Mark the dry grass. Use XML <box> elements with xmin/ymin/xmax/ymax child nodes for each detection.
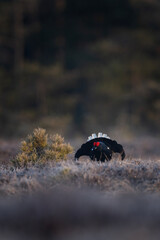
<box><xmin>0</xmin><ymin>157</ymin><xmax>159</xmax><ymax>196</ymax></box>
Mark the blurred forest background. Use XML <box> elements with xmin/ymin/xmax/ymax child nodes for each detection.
<box><xmin>0</xmin><ymin>0</ymin><xmax>160</xmax><ymax>138</ymax></box>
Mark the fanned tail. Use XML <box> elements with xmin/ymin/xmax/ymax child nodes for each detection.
<box><xmin>87</xmin><ymin>132</ymin><xmax>110</xmax><ymax>141</ymax></box>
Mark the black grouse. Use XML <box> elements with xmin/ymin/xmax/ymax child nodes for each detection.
<box><xmin>75</xmin><ymin>133</ymin><xmax>125</xmax><ymax>162</ymax></box>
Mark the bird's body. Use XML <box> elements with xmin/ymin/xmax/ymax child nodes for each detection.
<box><xmin>75</xmin><ymin>133</ymin><xmax>125</xmax><ymax>162</ymax></box>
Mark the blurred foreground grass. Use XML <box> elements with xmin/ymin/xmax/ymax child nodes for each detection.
<box><xmin>0</xmin><ymin>185</ymin><xmax>160</xmax><ymax>239</ymax></box>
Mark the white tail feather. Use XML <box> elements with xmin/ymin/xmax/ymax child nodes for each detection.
<box><xmin>102</xmin><ymin>134</ymin><xmax>110</xmax><ymax>139</ymax></box>
<box><xmin>87</xmin><ymin>132</ymin><xmax>110</xmax><ymax>141</ymax></box>
<box><xmin>102</xmin><ymin>134</ymin><xmax>107</xmax><ymax>138</ymax></box>
<box><xmin>98</xmin><ymin>132</ymin><xmax>103</xmax><ymax>138</ymax></box>
<box><xmin>92</xmin><ymin>133</ymin><xmax>97</xmax><ymax>139</ymax></box>
<box><xmin>87</xmin><ymin>136</ymin><xmax>92</xmax><ymax>141</ymax></box>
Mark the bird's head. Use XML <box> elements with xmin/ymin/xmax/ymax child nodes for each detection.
<box><xmin>91</xmin><ymin>141</ymin><xmax>101</xmax><ymax>151</ymax></box>
<box><xmin>90</xmin><ymin>141</ymin><xmax>112</xmax><ymax>161</ymax></box>
<box><xmin>90</xmin><ymin>141</ymin><xmax>104</xmax><ymax>160</ymax></box>
<box><xmin>91</xmin><ymin>141</ymin><xmax>111</xmax><ymax>154</ymax></box>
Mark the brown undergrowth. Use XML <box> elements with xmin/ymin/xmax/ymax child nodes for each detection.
<box><xmin>12</xmin><ymin>128</ymin><xmax>73</xmax><ymax>168</ymax></box>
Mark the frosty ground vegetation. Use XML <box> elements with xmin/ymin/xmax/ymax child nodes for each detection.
<box><xmin>0</xmin><ymin>156</ymin><xmax>159</xmax><ymax>196</ymax></box>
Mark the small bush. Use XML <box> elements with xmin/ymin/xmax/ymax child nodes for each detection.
<box><xmin>12</xmin><ymin>128</ymin><xmax>73</xmax><ymax>168</ymax></box>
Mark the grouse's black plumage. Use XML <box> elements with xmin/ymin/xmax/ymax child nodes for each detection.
<box><xmin>75</xmin><ymin>133</ymin><xmax>125</xmax><ymax>162</ymax></box>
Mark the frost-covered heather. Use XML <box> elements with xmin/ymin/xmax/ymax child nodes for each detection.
<box><xmin>0</xmin><ymin>157</ymin><xmax>160</xmax><ymax>196</ymax></box>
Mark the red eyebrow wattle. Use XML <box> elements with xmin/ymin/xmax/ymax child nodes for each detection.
<box><xmin>93</xmin><ymin>142</ymin><xmax>100</xmax><ymax>147</ymax></box>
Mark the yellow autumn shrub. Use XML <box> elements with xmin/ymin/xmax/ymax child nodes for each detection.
<box><xmin>13</xmin><ymin>128</ymin><xmax>73</xmax><ymax>167</ymax></box>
